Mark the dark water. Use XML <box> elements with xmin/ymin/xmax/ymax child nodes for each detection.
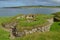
<box><xmin>0</xmin><ymin>8</ymin><xmax>60</xmax><ymax>16</ymax></box>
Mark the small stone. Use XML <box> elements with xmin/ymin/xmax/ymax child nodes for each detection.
<box><xmin>32</xmin><ymin>29</ymin><xmax>36</xmax><ymax>32</ymax></box>
<box><xmin>37</xmin><ymin>27</ymin><xmax>42</xmax><ymax>32</ymax></box>
<box><xmin>24</xmin><ymin>30</ymin><xmax>29</xmax><ymax>34</ymax></box>
<box><xmin>41</xmin><ymin>27</ymin><xmax>45</xmax><ymax>32</ymax></box>
<box><xmin>17</xmin><ymin>32</ymin><xmax>25</xmax><ymax>37</ymax></box>
<box><xmin>29</xmin><ymin>31</ymin><xmax>33</xmax><ymax>34</ymax></box>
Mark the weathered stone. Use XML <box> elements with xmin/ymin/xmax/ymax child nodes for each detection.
<box><xmin>26</xmin><ymin>14</ymin><xmax>34</xmax><ymax>20</ymax></box>
<box><xmin>41</xmin><ymin>27</ymin><xmax>45</xmax><ymax>32</ymax></box>
<box><xmin>16</xmin><ymin>32</ymin><xmax>25</xmax><ymax>37</ymax></box>
<box><xmin>31</xmin><ymin>28</ymin><xmax>37</xmax><ymax>32</ymax></box>
<box><xmin>37</xmin><ymin>27</ymin><xmax>42</xmax><ymax>32</ymax></box>
<box><xmin>10</xmin><ymin>29</ymin><xmax>15</xmax><ymax>40</ymax></box>
<box><xmin>24</xmin><ymin>30</ymin><xmax>29</xmax><ymax>35</ymax></box>
<box><xmin>47</xmin><ymin>25</ymin><xmax>52</xmax><ymax>31</ymax></box>
<box><xmin>29</xmin><ymin>30</ymin><xmax>33</xmax><ymax>34</ymax></box>
<box><xmin>44</xmin><ymin>26</ymin><xmax>47</xmax><ymax>31</ymax></box>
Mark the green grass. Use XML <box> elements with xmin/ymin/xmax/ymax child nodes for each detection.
<box><xmin>0</xmin><ymin>17</ymin><xmax>12</xmax><ymax>24</ymax></box>
<box><xmin>0</xmin><ymin>17</ymin><xmax>10</xmax><ymax>40</ymax></box>
<box><xmin>15</xmin><ymin>32</ymin><xmax>60</xmax><ymax>40</ymax></box>
<box><xmin>0</xmin><ymin>14</ymin><xmax>60</xmax><ymax>40</ymax></box>
<box><xmin>50</xmin><ymin>22</ymin><xmax>60</xmax><ymax>32</ymax></box>
<box><xmin>0</xmin><ymin>27</ymin><xmax>10</xmax><ymax>40</ymax></box>
<box><xmin>17</xmin><ymin>14</ymin><xmax>50</xmax><ymax>26</ymax></box>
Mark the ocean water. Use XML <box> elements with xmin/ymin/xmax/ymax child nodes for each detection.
<box><xmin>0</xmin><ymin>8</ymin><xmax>60</xmax><ymax>16</ymax></box>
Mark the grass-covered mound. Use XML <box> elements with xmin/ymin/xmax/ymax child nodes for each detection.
<box><xmin>13</xmin><ymin>14</ymin><xmax>53</xmax><ymax>31</ymax></box>
<box><xmin>0</xmin><ymin>22</ymin><xmax>60</xmax><ymax>40</ymax></box>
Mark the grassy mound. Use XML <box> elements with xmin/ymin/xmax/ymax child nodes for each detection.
<box><xmin>14</xmin><ymin>14</ymin><xmax>53</xmax><ymax>31</ymax></box>
<box><xmin>0</xmin><ymin>22</ymin><xmax>60</xmax><ymax>40</ymax></box>
<box><xmin>1</xmin><ymin>14</ymin><xmax>53</xmax><ymax>32</ymax></box>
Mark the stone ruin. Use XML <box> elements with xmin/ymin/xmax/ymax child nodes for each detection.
<box><xmin>16</xmin><ymin>14</ymin><xmax>36</xmax><ymax>22</ymax></box>
<box><xmin>14</xmin><ymin>18</ymin><xmax>53</xmax><ymax>37</ymax></box>
<box><xmin>1</xmin><ymin>14</ymin><xmax>54</xmax><ymax>39</ymax></box>
<box><xmin>2</xmin><ymin>20</ymin><xmax>18</xmax><ymax>39</ymax></box>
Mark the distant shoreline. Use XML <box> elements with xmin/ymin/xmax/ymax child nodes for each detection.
<box><xmin>3</xmin><ymin>6</ymin><xmax>60</xmax><ymax>8</ymax></box>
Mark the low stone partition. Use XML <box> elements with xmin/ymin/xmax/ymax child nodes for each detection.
<box><xmin>14</xmin><ymin>18</ymin><xmax>53</xmax><ymax>37</ymax></box>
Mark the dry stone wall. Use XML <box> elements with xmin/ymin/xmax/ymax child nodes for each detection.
<box><xmin>1</xmin><ymin>16</ymin><xmax>53</xmax><ymax>38</ymax></box>
<box><xmin>15</xmin><ymin>18</ymin><xmax>53</xmax><ymax>37</ymax></box>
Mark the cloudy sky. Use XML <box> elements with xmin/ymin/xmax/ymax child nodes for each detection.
<box><xmin>0</xmin><ymin>0</ymin><xmax>60</xmax><ymax>7</ymax></box>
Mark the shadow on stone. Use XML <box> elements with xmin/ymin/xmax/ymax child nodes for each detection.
<box><xmin>54</xmin><ymin>18</ymin><xmax>60</xmax><ymax>22</ymax></box>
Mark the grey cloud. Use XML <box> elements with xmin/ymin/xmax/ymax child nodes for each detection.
<box><xmin>0</xmin><ymin>0</ymin><xmax>60</xmax><ymax>6</ymax></box>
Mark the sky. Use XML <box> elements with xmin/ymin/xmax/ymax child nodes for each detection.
<box><xmin>0</xmin><ymin>0</ymin><xmax>60</xmax><ymax>7</ymax></box>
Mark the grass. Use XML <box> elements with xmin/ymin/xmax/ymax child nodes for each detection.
<box><xmin>0</xmin><ymin>26</ymin><xmax>10</xmax><ymax>40</ymax></box>
<box><xmin>0</xmin><ymin>17</ymin><xmax>12</xmax><ymax>24</ymax></box>
<box><xmin>50</xmin><ymin>22</ymin><xmax>60</xmax><ymax>32</ymax></box>
<box><xmin>15</xmin><ymin>32</ymin><xmax>60</xmax><ymax>40</ymax></box>
<box><xmin>18</xmin><ymin>14</ymin><xmax>52</xmax><ymax>26</ymax></box>
<box><xmin>0</xmin><ymin>17</ymin><xmax>11</xmax><ymax>40</ymax></box>
<box><xmin>0</xmin><ymin>14</ymin><xmax>60</xmax><ymax>40</ymax></box>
